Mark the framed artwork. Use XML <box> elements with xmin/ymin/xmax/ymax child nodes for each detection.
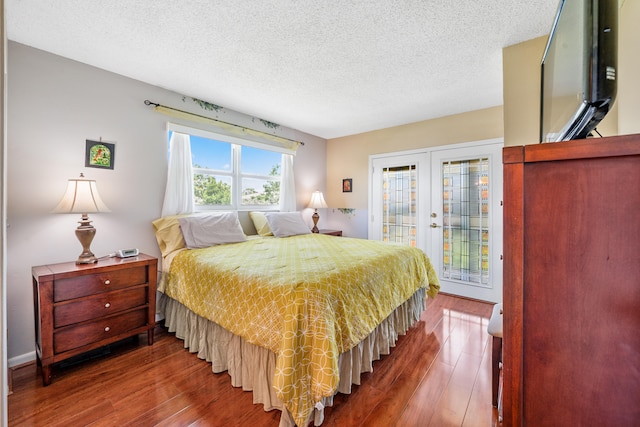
<box><xmin>85</xmin><ymin>139</ymin><xmax>115</xmax><ymax>170</ymax></box>
<box><xmin>342</xmin><ymin>178</ymin><xmax>352</xmax><ymax>192</ymax></box>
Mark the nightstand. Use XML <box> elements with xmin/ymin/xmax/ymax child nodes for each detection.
<box><xmin>319</xmin><ymin>229</ymin><xmax>342</xmax><ymax>236</ymax></box>
<box><xmin>32</xmin><ymin>254</ymin><xmax>157</xmax><ymax>386</ymax></box>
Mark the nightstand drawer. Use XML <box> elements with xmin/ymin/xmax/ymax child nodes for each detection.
<box><xmin>54</xmin><ymin>307</ymin><xmax>148</xmax><ymax>353</ymax></box>
<box><xmin>54</xmin><ymin>266</ymin><xmax>148</xmax><ymax>302</ymax></box>
<box><xmin>54</xmin><ymin>286</ymin><xmax>147</xmax><ymax>328</ymax></box>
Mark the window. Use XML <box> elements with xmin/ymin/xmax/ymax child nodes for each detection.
<box><xmin>170</xmin><ymin>127</ymin><xmax>283</xmax><ymax>210</ymax></box>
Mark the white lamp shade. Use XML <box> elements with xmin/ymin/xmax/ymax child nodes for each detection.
<box><xmin>52</xmin><ymin>177</ymin><xmax>111</xmax><ymax>214</ymax></box>
<box><xmin>308</xmin><ymin>190</ymin><xmax>328</xmax><ymax>209</ymax></box>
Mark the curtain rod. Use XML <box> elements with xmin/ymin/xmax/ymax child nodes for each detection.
<box><xmin>144</xmin><ymin>100</ymin><xmax>304</xmax><ymax>146</ymax></box>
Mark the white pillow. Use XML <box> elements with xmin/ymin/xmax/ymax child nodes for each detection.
<box><xmin>264</xmin><ymin>212</ymin><xmax>311</xmax><ymax>237</ymax></box>
<box><xmin>178</xmin><ymin>212</ymin><xmax>246</xmax><ymax>248</ymax></box>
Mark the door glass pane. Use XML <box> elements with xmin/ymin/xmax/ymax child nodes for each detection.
<box><xmin>441</xmin><ymin>158</ymin><xmax>489</xmax><ymax>285</ymax></box>
<box><xmin>382</xmin><ymin>165</ymin><xmax>417</xmax><ymax>247</ymax></box>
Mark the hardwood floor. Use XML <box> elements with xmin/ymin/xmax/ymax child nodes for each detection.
<box><xmin>9</xmin><ymin>294</ymin><xmax>500</xmax><ymax>426</ymax></box>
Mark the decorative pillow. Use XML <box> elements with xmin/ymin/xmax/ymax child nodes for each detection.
<box><xmin>249</xmin><ymin>211</ymin><xmax>274</xmax><ymax>236</ymax></box>
<box><xmin>264</xmin><ymin>212</ymin><xmax>311</xmax><ymax>237</ymax></box>
<box><xmin>152</xmin><ymin>215</ymin><xmax>188</xmax><ymax>258</ymax></box>
<box><xmin>178</xmin><ymin>212</ymin><xmax>247</xmax><ymax>249</ymax></box>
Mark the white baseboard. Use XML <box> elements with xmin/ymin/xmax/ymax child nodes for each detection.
<box><xmin>9</xmin><ymin>351</ymin><xmax>36</xmax><ymax>368</ymax></box>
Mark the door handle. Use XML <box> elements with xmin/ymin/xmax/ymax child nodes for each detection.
<box><xmin>430</xmin><ymin>223</ymin><xmax>442</xmax><ymax>228</ymax></box>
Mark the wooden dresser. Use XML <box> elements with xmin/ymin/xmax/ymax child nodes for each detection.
<box><xmin>32</xmin><ymin>254</ymin><xmax>157</xmax><ymax>385</ymax></box>
<box><xmin>502</xmin><ymin>134</ymin><xmax>640</xmax><ymax>426</ymax></box>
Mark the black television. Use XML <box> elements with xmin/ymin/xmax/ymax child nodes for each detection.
<box><xmin>540</xmin><ymin>0</ymin><xmax>618</xmax><ymax>143</ymax></box>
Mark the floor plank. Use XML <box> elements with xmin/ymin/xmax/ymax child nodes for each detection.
<box><xmin>8</xmin><ymin>293</ymin><xmax>500</xmax><ymax>426</ymax></box>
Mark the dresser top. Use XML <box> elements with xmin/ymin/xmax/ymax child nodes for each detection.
<box><xmin>503</xmin><ymin>133</ymin><xmax>640</xmax><ymax>164</ymax></box>
<box><xmin>32</xmin><ymin>253</ymin><xmax>157</xmax><ymax>280</ymax></box>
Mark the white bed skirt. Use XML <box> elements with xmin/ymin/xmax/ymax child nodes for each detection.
<box><xmin>158</xmin><ymin>288</ymin><xmax>426</xmax><ymax>427</ymax></box>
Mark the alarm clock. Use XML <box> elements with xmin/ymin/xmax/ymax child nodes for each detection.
<box><xmin>115</xmin><ymin>248</ymin><xmax>139</xmax><ymax>258</ymax></box>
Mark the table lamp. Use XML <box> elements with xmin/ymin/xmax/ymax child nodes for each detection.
<box><xmin>52</xmin><ymin>173</ymin><xmax>110</xmax><ymax>264</ymax></box>
<box><xmin>308</xmin><ymin>190</ymin><xmax>328</xmax><ymax>233</ymax></box>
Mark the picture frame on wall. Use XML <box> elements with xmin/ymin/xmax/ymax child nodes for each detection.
<box><xmin>342</xmin><ymin>178</ymin><xmax>352</xmax><ymax>192</ymax></box>
<box><xmin>85</xmin><ymin>139</ymin><xmax>115</xmax><ymax>170</ymax></box>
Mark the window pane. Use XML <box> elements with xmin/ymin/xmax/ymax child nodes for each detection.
<box><xmin>242</xmin><ymin>177</ymin><xmax>280</xmax><ymax>206</ymax></box>
<box><xmin>194</xmin><ymin>173</ymin><xmax>232</xmax><ymax>206</ymax></box>
<box><xmin>241</xmin><ymin>146</ymin><xmax>281</xmax><ymax>175</ymax></box>
<box><xmin>441</xmin><ymin>158</ymin><xmax>490</xmax><ymax>285</ymax></box>
<box><xmin>190</xmin><ymin>135</ymin><xmax>232</xmax><ymax>171</ymax></box>
<box><xmin>240</xmin><ymin>146</ymin><xmax>281</xmax><ymax>207</ymax></box>
<box><xmin>382</xmin><ymin>165</ymin><xmax>417</xmax><ymax>247</ymax></box>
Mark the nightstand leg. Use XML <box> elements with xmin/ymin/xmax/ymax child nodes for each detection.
<box><xmin>41</xmin><ymin>364</ymin><xmax>52</xmax><ymax>387</ymax></box>
<box><xmin>147</xmin><ymin>328</ymin><xmax>154</xmax><ymax>345</ymax></box>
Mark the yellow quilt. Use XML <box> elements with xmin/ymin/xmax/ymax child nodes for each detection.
<box><xmin>162</xmin><ymin>234</ymin><xmax>439</xmax><ymax>426</ymax></box>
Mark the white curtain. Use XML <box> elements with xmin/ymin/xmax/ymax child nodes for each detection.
<box><xmin>161</xmin><ymin>132</ymin><xmax>194</xmax><ymax>216</ymax></box>
<box><xmin>279</xmin><ymin>154</ymin><xmax>296</xmax><ymax>212</ymax></box>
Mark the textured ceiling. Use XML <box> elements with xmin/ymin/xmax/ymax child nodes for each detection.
<box><xmin>6</xmin><ymin>0</ymin><xmax>559</xmax><ymax>139</ymax></box>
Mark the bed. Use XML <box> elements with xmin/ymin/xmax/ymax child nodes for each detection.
<box><xmin>153</xmin><ymin>211</ymin><xmax>440</xmax><ymax>426</ymax></box>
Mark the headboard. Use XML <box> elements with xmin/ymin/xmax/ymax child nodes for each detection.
<box><xmin>237</xmin><ymin>211</ymin><xmax>258</xmax><ymax>236</ymax></box>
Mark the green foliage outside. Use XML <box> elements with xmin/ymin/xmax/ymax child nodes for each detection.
<box><xmin>193</xmin><ymin>172</ymin><xmax>231</xmax><ymax>205</ymax></box>
<box><xmin>194</xmin><ymin>164</ymin><xmax>280</xmax><ymax>206</ymax></box>
<box><xmin>245</xmin><ymin>164</ymin><xmax>280</xmax><ymax>205</ymax></box>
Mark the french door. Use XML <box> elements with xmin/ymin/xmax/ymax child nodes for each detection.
<box><xmin>369</xmin><ymin>153</ymin><xmax>429</xmax><ymax>249</ymax></box>
<box><xmin>369</xmin><ymin>140</ymin><xmax>503</xmax><ymax>303</ymax></box>
<box><xmin>429</xmin><ymin>142</ymin><xmax>503</xmax><ymax>302</ymax></box>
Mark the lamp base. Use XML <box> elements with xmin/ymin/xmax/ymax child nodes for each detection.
<box><xmin>75</xmin><ymin>215</ymin><xmax>98</xmax><ymax>264</ymax></box>
<box><xmin>311</xmin><ymin>211</ymin><xmax>320</xmax><ymax>233</ymax></box>
<box><xmin>76</xmin><ymin>252</ymin><xmax>98</xmax><ymax>264</ymax></box>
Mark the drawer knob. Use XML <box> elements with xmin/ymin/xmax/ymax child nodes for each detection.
<box><xmin>104</xmin><ymin>303</ymin><xmax>111</xmax><ymax>308</ymax></box>
<box><xmin>104</xmin><ymin>326</ymin><xmax>111</xmax><ymax>332</ymax></box>
<box><xmin>104</xmin><ymin>279</ymin><xmax>111</xmax><ymax>285</ymax></box>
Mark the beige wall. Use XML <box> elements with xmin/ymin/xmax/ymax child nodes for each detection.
<box><xmin>326</xmin><ymin>106</ymin><xmax>503</xmax><ymax>210</ymax></box>
<box><xmin>618</xmin><ymin>0</ymin><xmax>640</xmax><ymax>135</ymax></box>
<box><xmin>502</xmin><ymin>36</ymin><xmax>547</xmax><ymax>146</ymax></box>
